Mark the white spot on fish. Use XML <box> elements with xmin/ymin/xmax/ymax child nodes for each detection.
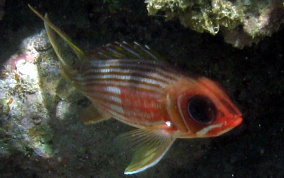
<box><xmin>196</xmin><ymin>123</ymin><xmax>223</xmax><ymax>137</ymax></box>
<box><xmin>105</xmin><ymin>86</ymin><xmax>121</xmax><ymax>95</ymax></box>
<box><xmin>165</xmin><ymin>121</ymin><xmax>171</xmax><ymax>127</ymax></box>
<box><xmin>109</xmin><ymin>103</ymin><xmax>124</xmax><ymax>114</ymax></box>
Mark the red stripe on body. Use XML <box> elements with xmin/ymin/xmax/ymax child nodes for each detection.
<box><xmin>77</xmin><ymin>59</ymin><xmax>180</xmax><ymax>128</ymax></box>
<box><xmin>119</xmin><ymin>87</ymin><xmax>170</xmax><ymax>126</ymax></box>
<box><xmin>84</xmin><ymin>84</ymin><xmax>170</xmax><ymax>127</ymax></box>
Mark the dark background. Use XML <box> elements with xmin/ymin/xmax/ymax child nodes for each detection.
<box><xmin>0</xmin><ymin>0</ymin><xmax>283</xmax><ymax>177</ymax></box>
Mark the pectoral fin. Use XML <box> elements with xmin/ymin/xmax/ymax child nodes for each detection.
<box><xmin>120</xmin><ymin>129</ymin><xmax>175</xmax><ymax>175</ymax></box>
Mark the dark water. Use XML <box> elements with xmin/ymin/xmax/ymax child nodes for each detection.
<box><xmin>0</xmin><ymin>0</ymin><xmax>283</xmax><ymax>177</ymax></box>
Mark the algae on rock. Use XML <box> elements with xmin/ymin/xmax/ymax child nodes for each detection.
<box><xmin>146</xmin><ymin>0</ymin><xmax>284</xmax><ymax>48</ymax></box>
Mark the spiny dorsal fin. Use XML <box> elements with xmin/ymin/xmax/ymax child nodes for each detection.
<box><xmin>118</xmin><ymin>128</ymin><xmax>175</xmax><ymax>174</ymax></box>
<box><xmin>89</xmin><ymin>41</ymin><xmax>169</xmax><ymax>63</ymax></box>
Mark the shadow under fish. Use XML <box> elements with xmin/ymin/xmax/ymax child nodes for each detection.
<box><xmin>29</xmin><ymin>5</ymin><xmax>243</xmax><ymax>175</ymax></box>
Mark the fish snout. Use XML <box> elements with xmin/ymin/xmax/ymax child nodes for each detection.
<box><xmin>214</xmin><ymin>114</ymin><xmax>243</xmax><ymax>136</ymax></box>
<box><xmin>226</xmin><ymin>114</ymin><xmax>243</xmax><ymax>128</ymax></box>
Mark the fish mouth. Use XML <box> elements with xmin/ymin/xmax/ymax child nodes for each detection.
<box><xmin>215</xmin><ymin>115</ymin><xmax>243</xmax><ymax>136</ymax></box>
<box><xmin>228</xmin><ymin>115</ymin><xmax>243</xmax><ymax>127</ymax></box>
<box><xmin>203</xmin><ymin>115</ymin><xmax>243</xmax><ymax>137</ymax></box>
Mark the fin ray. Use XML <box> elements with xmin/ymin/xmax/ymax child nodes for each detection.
<box><xmin>119</xmin><ymin>128</ymin><xmax>175</xmax><ymax>175</ymax></box>
<box><xmin>90</xmin><ymin>41</ymin><xmax>169</xmax><ymax>62</ymax></box>
<box><xmin>28</xmin><ymin>5</ymin><xmax>86</xmax><ymax>60</ymax></box>
<box><xmin>43</xmin><ymin>14</ymin><xmax>69</xmax><ymax>68</ymax></box>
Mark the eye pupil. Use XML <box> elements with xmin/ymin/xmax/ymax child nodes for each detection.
<box><xmin>187</xmin><ymin>95</ymin><xmax>216</xmax><ymax>124</ymax></box>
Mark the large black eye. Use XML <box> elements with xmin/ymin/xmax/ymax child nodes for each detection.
<box><xmin>187</xmin><ymin>95</ymin><xmax>216</xmax><ymax>124</ymax></box>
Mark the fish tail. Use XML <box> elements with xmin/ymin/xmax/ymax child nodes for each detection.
<box><xmin>28</xmin><ymin>5</ymin><xmax>86</xmax><ymax>81</ymax></box>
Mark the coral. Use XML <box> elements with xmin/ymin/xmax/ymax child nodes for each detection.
<box><xmin>146</xmin><ymin>0</ymin><xmax>284</xmax><ymax>48</ymax></box>
<box><xmin>146</xmin><ymin>0</ymin><xmax>244</xmax><ymax>35</ymax></box>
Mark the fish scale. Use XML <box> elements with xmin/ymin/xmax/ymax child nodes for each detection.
<box><xmin>83</xmin><ymin>83</ymin><xmax>168</xmax><ymax>126</ymax></box>
<box><xmin>77</xmin><ymin>59</ymin><xmax>176</xmax><ymax>126</ymax></box>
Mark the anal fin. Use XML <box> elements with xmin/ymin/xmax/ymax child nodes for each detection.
<box><xmin>80</xmin><ymin>105</ymin><xmax>110</xmax><ymax>124</ymax></box>
<box><xmin>120</xmin><ymin>128</ymin><xmax>175</xmax><ymax>174</ymax></box>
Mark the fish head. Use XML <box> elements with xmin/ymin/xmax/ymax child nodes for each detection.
<box><xmin>166</xmin><ymin>77</ymin><xmax>243</xmax><ymax>138</ymax></box>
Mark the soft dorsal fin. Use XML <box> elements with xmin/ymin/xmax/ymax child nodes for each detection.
<box><xmin>89</xmin><ymin>41</ymin><xmax>169</xmax><ymax>63</ymax></box>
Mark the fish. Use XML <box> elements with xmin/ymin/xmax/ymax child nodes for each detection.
<box><xmin>29</xmin><ymin>5</ymin><xmax>243</xmax><ymax>175</ymax></box>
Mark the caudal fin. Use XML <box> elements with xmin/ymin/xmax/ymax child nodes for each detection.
<box><xmin>28</xmin><ymin>5</ymin><xmax>85</xmax><ymax>61</ymax></box>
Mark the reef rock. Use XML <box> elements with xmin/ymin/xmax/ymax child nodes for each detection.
<box><xmin>146</xmin><ymin>0</ymin><xmax>284</xmax><ymax>48</ymax></box>
<box><xmin>0</xmin><ymin>30</ymin><xmax>84</xmax><ymax>159</ymax></box>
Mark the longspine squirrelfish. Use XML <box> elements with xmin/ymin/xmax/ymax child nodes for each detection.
<box><xmin>29</xmin><ymin>5</ymin><xmax>243</xmax><ymax>175</ymax></box>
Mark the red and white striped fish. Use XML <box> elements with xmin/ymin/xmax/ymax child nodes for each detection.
<box><xmin>30</xmin><ymin>6</ymin><xmax>243</xmax><ymax>175</ymax></box>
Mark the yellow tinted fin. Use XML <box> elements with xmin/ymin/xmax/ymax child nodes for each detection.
<box><xmin>90</xmin><ymin>41</ymin><xmax>169</xmax><ymax>62</ymax></box>
<box><xmin>28</xmin><ymin>5</ymin><xmax>86</xmax><ymax>61</ymax></box>
<box><xmin>44</xmin><ymin>13</ymin><xmax>79</xmax><ymax>81</ymax></box>
<box><xmin>119</xmin><ymin>128</ymin><xmax>175</xmax><ymax>175</ymax></box>
<box><xmin>80</xmin><ymin>105</ymin><xmax>110</xmax><ymax>124</ymax></box>
<box><xmin>43</xmin><ymin>14</ymin><xmax>69</xmax><ymax>68</ymax></box>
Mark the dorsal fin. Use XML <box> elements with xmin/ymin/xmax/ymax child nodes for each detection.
<box><xmin>88</xmin><ymin>41</ymin><xmax>169</xmax><ymax>63</ymax></box>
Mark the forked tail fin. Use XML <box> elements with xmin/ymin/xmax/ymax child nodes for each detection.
<box><xmin>28</xmin><ymin>5</ymin><xmax>86</xmax><ymax>80</ymax></box>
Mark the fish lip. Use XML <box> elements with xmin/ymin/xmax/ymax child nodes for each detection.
<box><xmin>223</xmin><ymin>114</ymin><xmax>242</xmax><ymax>129</ymax></box>
<box><xmin>209</xmin><ymin>115</ymin><xmax>243</xmax><ymax>137</ymax></box>
<box><xmin>230</xmin><ymin>114</ymin><xmax>243</xmax><ymax>127</ymax></box>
